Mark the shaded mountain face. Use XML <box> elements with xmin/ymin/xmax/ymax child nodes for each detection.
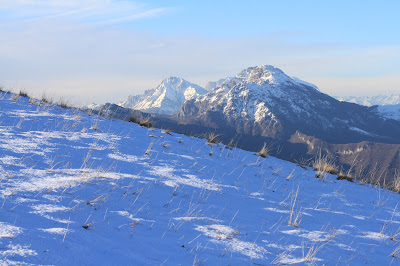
<box><xmin>178</xmin><ymin>65</ymin><xmax>400</xmax><ymax>144</ymax></box>
<box><xmin>118</xmin><ymin>77</ymin><xmax>207</xmax><ymax>114</ymax></box>
<box><xmin>374</xmin><ymin>104</ymin><xmax>400</xmax><ymax>121</ymax></box>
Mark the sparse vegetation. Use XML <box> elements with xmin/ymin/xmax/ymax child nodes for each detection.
<box><xmin>391</xmin><ymin>244</ymin><xmax>400</xmax><ymax>258</ymax></box>
<box><xmin>162</xmin><ymin>129</ymin><xmax>172</xmax><ymax>135</ymax></box>
<box><xmin>258</xmin><ymin>142</ymin><xmax>269</xmax><ymax>158</ymax></box>
<box><xmin>206</xmin><ymin>132</ymin><xmax>219</xmax><ymax>144</ymax></box>
<box><xmin>313</xmin><ymin>150</ymin><xmax>338</xmax><ymax>177</ymax></box>
<box><xmin>41</xmin><ymin>93</ymin><xmax>52</xmax><ymax>104</ymax></box>
<box><xmin>392</xmin><ymin>170</ymin><xmax>400</xmax><ymax>193</ymax></box>
<box><xmin>337</xmin><ymin>171</ymin><xmax>354</xmax><ymax>182</ymax></box>
<box><xmin>59</xmin><ymin>98</ymin><xmax>69</xmax><ymax>108</ymax></box>
<box><xmin>288</xmin><ymin>185</ymin><xmax>302</xmax><ymax>227</ymax></box>
<box><xmin>129</xmin><ymin>114</ymin><xmax>153</xmax><ymax>128</ymax></box>
<box><xmin>82</xmin><ymin>222</ymin><xmax>94</xmax><ymax>229</ymax></box>
<box><xmin>19</xmin><ymin>90</ymin><xmax>28</xmax><ymax>98</ymax></box>
<box><xmin>28</xmin><ymin>98</ymin><xmax>36</xmax><ymax>104</ymax></box>
<box><xmin>10</xmin><ymin>94</ymin><xmax>19</xmax><ymax>101</ymax></box>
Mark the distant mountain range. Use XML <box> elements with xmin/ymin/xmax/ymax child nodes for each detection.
<box><xmin>91</xmin><ymin>65</ymin><xmax>400</xmax><ymax>184</ymax></box>
<box><xmin>335</xmin><ymin>95</ymin><xmax>400</xmax><ymax>121</ymax></box>
<box><xmin>335</xmin><ymin>94</ymin><xmax>400</xmax><ymax>106</ymax></box>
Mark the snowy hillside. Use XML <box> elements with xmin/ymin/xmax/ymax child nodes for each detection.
<box><xmin>118</xmin><ymin>77</ymin><xmax>207</xmax><ymax>114</ymax></box>
<box><xmin>375</xmin><ymin>104</ymin><xmax>400</xmax><ymax>121</ymax></box>
<box><xmin>336</xmin><ymin>94</ymin><xmax>400</xmax><ymax>106</ymax></box>
<box><xmin>2</xmin><ymin>91</ymin><xmax>400</xmax><ymax>265</ymax></box>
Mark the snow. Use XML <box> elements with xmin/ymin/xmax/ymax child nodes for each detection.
<box><xmin>117</xmin><ymin>77</ymin><xmax>207</xmax><ymax>114</ymax></box>
<box><xmin>336</xmin><ymin>94</ymin><xmax>400</xmax><ymax>106</ymax></box>
<box><xmin>194</xmin><ymin>65</ymin><xmax>322</xmax><ymax>124</ymax></box>
<box><xmin>376</xmin><ymin>104</ymin><xmax>400</xmax><ymax>121</ymax></box>
<box><xmin>2</xmin><ymin>91</ymin><xmax>400</xmax><ymax>264</ymax></box>
<box><xmin>336</xmin><ymin>94</ymin><xmax>400</xmax><ymax>121</ymax></box>
<box><xmin>349</xmin><ymin>126</ymin><xmax>374</xmax><ymax>136</ymax></box>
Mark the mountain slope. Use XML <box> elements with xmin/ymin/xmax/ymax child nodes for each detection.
<box><xmin>118</xmin><ymin>77</ymin><xmax>207</xmax><ymax>114</ymax></box>
<box><xmin>375</xmin><ymin>103</ymin><xmax>400</xmax><ymax>121</ymax></box>
<box><xmin>178</xmin><ymin>65</ymin><xmax>400</xmax><ymax>144</ymax></box>
<box><xmin>2</xmin><ymin>92</ymin><xmax>400</xmax><ymax>265</ymax></box>
<box><xmin>176</xmin><ymin>65</ymin><xmax>400</xmax><ymax>183</ymax></box>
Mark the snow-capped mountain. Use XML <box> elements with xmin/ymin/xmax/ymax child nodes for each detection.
<box><xmin>118</xmin><ymin>77</ymin><xmax>207</xmax><ymax>114</ymax></box>
<box><xmin>336</xmin><ymin>94</ymin><xmax>400</xmax><ymax>106</ymax></box>
<box><xmin>204</xmin><ymin>77</ymin><xmax>233</xmax><ymax>91</ymax></box>
<box><xmin>179</xmin><ymin>65</ymin><xmax>400</xmax><ymax>142</ymax></box>
<box><xmin>177</xmin><ymin>65</ymin><xmax>400</xmax><ymax>181</ymax></box>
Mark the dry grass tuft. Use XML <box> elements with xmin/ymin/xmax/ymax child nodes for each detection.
<box><xmin>336</xmin><ymin>171</ymin><xmax>354</xmax><ymax>182</ymax></box>
<box><xmin>392</xmin><ymin>170</ymin><xmax>400</xmax><ymax>193</ymax></box>
<box><xmin>59</xmin><ymin>98</ymin><xmax>69</xmax><ymax>108</ymax></box>
<box><xmin>129</xmin><ymin>114</ymin><xmax>153</xmax><ymax>128</ymax></box>
<box><xmin>391</xmin><ymin>244</ymin><xmax>400</xmax><ymax>258</ymax></box>
<box><xmin>82</xmin><ymin>222</ymin><xmax>94</xmax><ymax>229</ymax></box>
<box><xmin>206</xmin><ymin>132</ymin><xmax>219</xmax><ymax>144</ymax></box>
<box><xmin>10</xmin><ymin>94</ymin><xmax>19</xmax><ymax>101</ymax></box>
<box><xmin>258</xmin><ymin>143</ymin><xmax>269</xmax><ymax>158</ymax></box>
<box><xmin>19</xmin><ymin>90</ymin><xmax>28</xmax><ymax>98</ymax></box>
<box><xmin>313</xmin><ymin>151</ymin><xmax>338</xmax><ymax>177</ymax></box>
<box><xmin>41</xmin><ymin>94</ymin><xmax>52</xmax><ymax>104</ymax></box>
<box><xmin>145</xmin><ymin>141</ymin><xmax>153</xmax><ymax>155</ymax></box>
<box><xmin>162</xmin><ymin>129</ymin><xmax>172</xmax><ymax>135</ymax></box>
<box><xmin>28</xmin><ymin>98</ymin><xmax>36</xmax><ymax>105</ymax></box>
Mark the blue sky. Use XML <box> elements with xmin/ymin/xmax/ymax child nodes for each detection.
<box><xmin>0</xmin><ymin>0</ymin><xmax>399</xmax><ymax>104</ymax></box>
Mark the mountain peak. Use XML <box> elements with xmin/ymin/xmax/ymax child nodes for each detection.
<box><xmin>162</xmin><ymin>76</ymin><xmax>185</xmax><ymax>84</ymax></box>
<box><xmin>236</xmin><ymin>65</ymin><xmax>308</xmax><ymax>88</ymax></box>
<box><xmin>118</xmin><ymin>77</ymin><xmax>207</xmax><ymax>114</ymax></box>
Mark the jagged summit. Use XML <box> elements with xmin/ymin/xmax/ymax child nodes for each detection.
<box><xmin>236</xmin><ymin>65</ymin><xmax>294</xmax><ymax>86</ymax></box>
<box><xmin>205</xmin><ymin>65</ymin><xmax>319</xmax><ymax>92</ymax></box>
<box><xmin>118</xmin><ymin>77</ymin><xmax>207</xmax><ymax>115</ymax></box>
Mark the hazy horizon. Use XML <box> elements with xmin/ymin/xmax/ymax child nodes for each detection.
<box><xmin>1</xmin><ymin>0</ymin><xmax>399</xmax><ymax>105</ymax></box>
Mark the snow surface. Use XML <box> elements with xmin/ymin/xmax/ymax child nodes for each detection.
<box><xmin>2</xmin><ymin>92</ymin><xmax>400</xmax><ymax>264</ymax></box>
<box><xmin>376</xmin><ymin>104</ymin><xmax>400</xmax><ymax>121</ymax></box>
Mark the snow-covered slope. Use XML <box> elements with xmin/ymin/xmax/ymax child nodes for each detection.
<box><xmin>2</xmin><ymin>91</ymin><xmax>400</xmax><ymax>265</ymax></box>
<box><xmin>118</xmin><ymin>77</ymin><xmax>207</xmax><ymax>114</ymax></box>
<box><xmin>375</xmin><ymin>103</ymin><xmax>400</xmax><ymax>121</ymax></box>
<box><xmin>336</xmin><ymin>94</ymin><xmax>400</xmax><ymax>106</ymax></box>
<box><xmin>185</xmin><ymin>65</ymin><xmax>322</xmax><ymax>126</ymax></box>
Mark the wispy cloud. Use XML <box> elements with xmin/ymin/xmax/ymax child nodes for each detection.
<box><xmin>0</xmin><ymin>0</ymin><xmax>167</xmax><ymax>26</ymax></box>
<box><xmin>97</xmin><ymin>8</ymin><xmax>166</xmax><ymax>25</ymax></box>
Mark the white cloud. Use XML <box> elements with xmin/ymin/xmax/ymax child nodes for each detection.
<box><xmin>0</xmin><ymin>0</ymin><xmax>166</xmax><ymax>26</ymax></box>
